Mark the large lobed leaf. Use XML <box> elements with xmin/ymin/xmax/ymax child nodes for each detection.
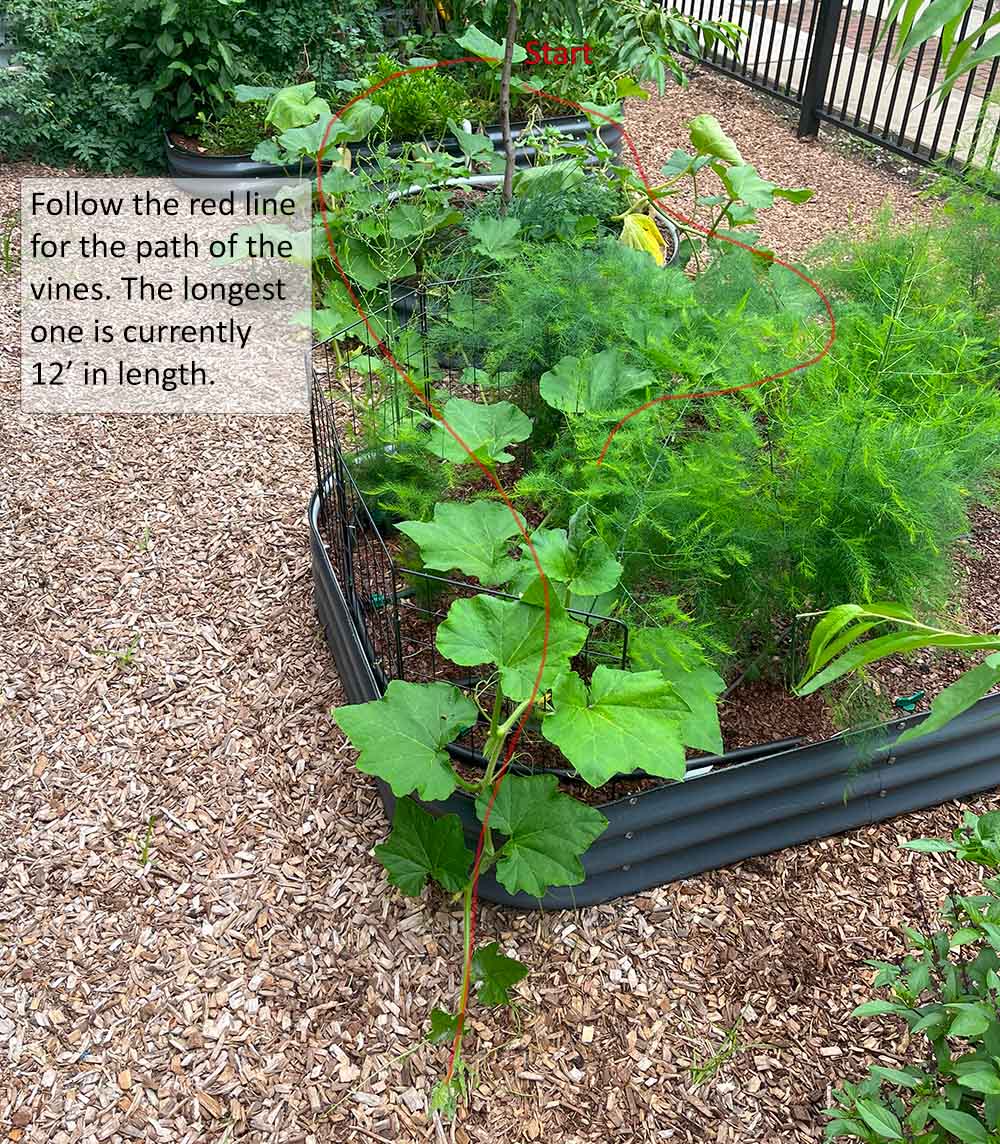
<box><xmin>630</xmin><ymin>627</ymin><xmax>725</xmax><ymax>755</ymax></box>
<box><xmin>470</xmin><ymin>217</ymin><xmax>522</xmax><ymax>260</ymax></box>
<box><xmin>717</xmin><ymin>163</ymin><xmax>813</xmax><ymax>209</ymax></box>
<box><xmin>516</xmin><ymin>505</ymin><xmax>623</xmax><ymax>598</ymax></box>
<box><xmin>471</xmin><ymin>942</ymin><xmax>529</xmax><ymax>1005</ymax></box>
<box><xmin>539</xmin><ymin>348</ymin><xmax>655</xmax><ymax>415</ymax></box>
<box><xmin>542</xmin><ymin>667</ymin><xmax>690</xmax><ymax>786</ymax></box>
<box><xmin>688</xmin><ymin>114</ymin><xmax>742</xmax><ymax>163</ymax></box>
<box><xmin>456</xmin><ymin>24</ymin><xmax>527</xmax><ymax>65</ymax></box>
<box><xmin>475</xmin><ymin>774</ymin><xmax>608</xmax><ymax>897</ymax></box>
<box><xmin>397</xmin><ymin>501</ymin><xmax>525</xmax><ymax>586</ymax></box>
<box><xmin>374</xmin><ymin>797</ymin><xmax>473</xmax><ymax>895</ymax></box>
<box><xmin>333</xmin><ymin>680</ymin><xmax>477</xmax><ymax>801</ymax></box>
<box><xmin>425</xmin><ymin>396</ymin><xmax>533</xmax><ymax>466</ymax></box>
<box><xmin>265</xmin><ymin>82</ymin><xmax>330</xmax><ymax>131</ymax></box>
<box><xmin>436</xmin><ymin>587</ymin><xmax>588</xmax><ymax>701</ymax></box>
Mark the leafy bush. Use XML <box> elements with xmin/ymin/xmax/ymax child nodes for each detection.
<box><xmin>424</xmin><ymin>210</ymin><xmax>1000</xmax><ymax>668</ymax></box>
<box><xmin>363</xmin><ymin>54</ymin><xmax>478</xmax><ymax>143</ymax></box>
<box><xmin>109</xmin><ymin>0</ymin><xmax>245</xmax><ymax>127</ymax></box>
<box><xmin>235</xmin><ymin>0</ymin><xmax>383</xmax><ymax>90</ymax></box>
<box><xmin>0</xmin><ymin>0</ymin><xmax>163</xmax><ymax>171</ymax></box>
<box><xmin>0</xmin><ymin>0</ymin><xmax>384</xmax><ymax>171</ymax></box>
<box><xmin>828</xmin><ymin>813</ymin><xmax>1000</xmax><ymax>1142</ymax></box>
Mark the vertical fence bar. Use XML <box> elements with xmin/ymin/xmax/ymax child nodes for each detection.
<box><xmin>798</xmin><ymin>0</ymin><xmax>846</xmax><ymax>135</ymax></box>
<box><xmin>965</xmin><ymin>52</ymin><xmax>1000</xmax><ymax>167</ymax></box>
<box><xmin>867</xmin><ymin>0</ymin><xmax>902</xmax><ymax>135</ymax></box>
<box><xmin>762</xmin><ymin>0</ymin><xmax>783</xmax><ymax>89</ymax></box>
<box><xmin>846</xmin><ymin>0</ymin><xmax>878</xmax><ymax>127</ymax></box>
<box><xmin>787</xmin><ymin>0</ymin><xmax>813</xmax><ymax>97</ymax></box>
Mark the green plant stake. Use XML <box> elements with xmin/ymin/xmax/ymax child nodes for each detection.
<box><xmin>893</xmin><ymin>689</ymin><xmax>925</xmax><ymax>713</ymax></box>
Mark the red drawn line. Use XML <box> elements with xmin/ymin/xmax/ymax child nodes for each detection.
<box><xmin>314</xmin><ymin>56</ymin><xmax>836</xmax><ymax>1088</ymax></box>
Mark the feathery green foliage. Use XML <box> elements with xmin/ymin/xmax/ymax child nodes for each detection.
<box><xmin>423</xmin><ymin>207</ymin><xmax>1000</xmax><ymax>667</ymax></box>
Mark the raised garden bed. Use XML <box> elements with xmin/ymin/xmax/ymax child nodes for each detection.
<box><xmin>309</xmin><ymin>481</ymin><xmax>1000</xmax><ymax>909</ymax></box>
<box><xmin>307</xmin><ymin>266</ymin><xmax>1000</xmax><ymax>907</ymax></box>
<box><xmin>164</xmin><ymin>113</ymin><xmax>624</xmax><ymax>180</ymax></box>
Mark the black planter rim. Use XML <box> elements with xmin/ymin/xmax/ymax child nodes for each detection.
<box><xmin>164</xmin><ymin>111</ymin><xmax>617</xmax><ymax>161</ymax></box>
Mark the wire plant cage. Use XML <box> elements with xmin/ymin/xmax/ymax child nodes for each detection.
<box><xmin>308</xmin><ymin>277</ymin><xmax>631</xmax><ymax>776</ymax></box>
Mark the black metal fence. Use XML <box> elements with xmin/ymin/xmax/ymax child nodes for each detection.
<box><xmin>674</xmin><ymin>0</ymin><xmax>1000</xmax><ymax>169</ymax></box>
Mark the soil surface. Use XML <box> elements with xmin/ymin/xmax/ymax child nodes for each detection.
<box><xmin>167</xmin><ymin>129</ymin><xmax>255</xmax><ymax>158</ymax></box>
<box><xmin>2</xmin><ymin>72</ymin><xmax>998</xmax><ymax>1144</ymax></box>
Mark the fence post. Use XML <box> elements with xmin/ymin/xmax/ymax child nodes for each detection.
<box><xmin>797</xmin><ymin>0</ymin><xmax>845</xmax><ymax>137</ymax></box>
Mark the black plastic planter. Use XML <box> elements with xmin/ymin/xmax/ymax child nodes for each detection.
<box><xmin>309</xmin><ymin>490</ymin><xmax>1000</xmax><ymax>909</ymax></box>
<box><xmin>164</xmin><ymin>114</ymin><xmax>623</xmax><ymax>180</ymax></box>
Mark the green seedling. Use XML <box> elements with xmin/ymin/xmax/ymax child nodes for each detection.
<box><xmin>139</xmin><ymin>814</ymin><xmax>156</xmax><ymax>866</ymax></box>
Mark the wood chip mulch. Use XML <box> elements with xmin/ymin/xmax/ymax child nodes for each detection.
<box><xmin>1</xmin><ymin>75</ymin><xmax>997</xmax><ymax>1144</ymax></box>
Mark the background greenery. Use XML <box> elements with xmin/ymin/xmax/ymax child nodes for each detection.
<box><xmin>0</xmin><ymin>0</ymin><xmax>384</xmax><ymax>171</ymax></box>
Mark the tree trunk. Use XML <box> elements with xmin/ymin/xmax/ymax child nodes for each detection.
<box><xmin>499</xmin><ymin>0</ymin><xmax>519</xmax><ymax>214</ymax></box>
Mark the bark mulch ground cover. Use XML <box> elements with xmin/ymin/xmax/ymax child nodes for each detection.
<box><xmin>1</xmin><ymin>74</ymin><xmax>997</xmax><ymax>1144</ymax></box>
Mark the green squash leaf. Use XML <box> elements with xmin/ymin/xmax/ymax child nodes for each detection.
<box><xmin>266</xmin><ymin>82</ymin><xmax>330</xmax><ymax>131</ymax></box>
<box><xmin>475</xmin><ymin>774</ymin><xmax>608</xmax><ymax>896</ymax></box>
<box><xmin>427</xmin><ymin>1007</ymin><xmax>459</xmax><ymax>1044</ymax></box>
<box><xmin>579</xmin><ymin>100</ymin><xmax>623</xmax><ymax>127</ymax></box>
<box><xmin>471</xmin><ymin>942</ymin><xmax>529</xmax><ymax>1005</ymax></box>
<box><xmin>425</xmin><ymin>396</ymin><xmax>533</xmax><ymax>465</ymax></box>
<box><xmin>436</xmin><ymin>591</ymin><xmax>588</xmax><ymax>701</ymax></box>
<box><xmin>397</xmin><ymin>501</ymin><xmax>524</xmax><ymax>586</ymax></box>
<box><xmin>615</xmin><ymin>75</ymin><xmax>650</xmax><ymax>100</ymax></box>
<box><xmin>374</xmin><ymin>798</ymin><xmax>473</xmax><ymax>895</ymax></box>
<box><xmin>773</xmin><ymin>185</ymin><xmax>815</xmax><ymax>204</ymax></box>
<box><xmin>539</xmin><ymin>348</ymin><xmax>655</xmax><ymax>415</ymax></box>
<box><xmin>470</xmin><ymin>216</ymin><xmax>522</xmax><ymax>260</ymax></box>
<box><xmin>333</xmin><ymin>680</ymin><xmax>477</xmax><ymax>801</ymax></box>
<box><xmin>456</xmin><ymin>24</ymin><xmax>527</xmax><ymax>65</ymax></box>
<box><xmin>718</xmin><ymin>164</ymin><xmax>779</xmax><ymax>209</ymax></box>
<box><xmin>630</xmin><ymin>628</ymin><xmax>725</xmax><ymax>755</ymax></box>
<box><xmin>250</xmin><ymin>138</ymin><xmax>285</xmax><ymax>165</ymax></box>
<box><xmin>447</xmin><ymin>117</ymin><xmax>495</xmax><ymax>164</ymax></box>
<box><xmin>328</xmin><ymin>98</ymin><xmax>384</xmax><ymax>144</ymax></box>
<box><xmin>542</xmin><ymin>667</ymin><xmax>689</xmax><ymax>787</ymax></box>
<box><xmin>517</xmin><ymin>505</ymin><xmax>622</xmax><ymax>597</ymax></box>
<box><xmin>688</xmin><ymin>114</ymin><xmax>742</xmax><ymax>163</ymax></box>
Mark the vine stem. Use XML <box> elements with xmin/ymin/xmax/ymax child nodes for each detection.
<box><xmin>446</xmin><ymin>686</ymin><xmax>532</xmax><ymax>1086</ymax></box>
<box><xmin>499</xmin><ymin>0</ymin><xmax>519</xmax><ymax>212</ymax></box>
<box><xmin>451</xmin><ymin>881</ymin><xmax>474</xmax><ymax>1080</ymax></box>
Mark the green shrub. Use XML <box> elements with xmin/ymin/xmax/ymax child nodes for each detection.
<box><xmin>0</xmin><ymin>0</ymin><xmax>163</xmax><ymax>171</ymax></box>
<box><xmin>0</xmin><ymin>0</ymin><xmax>384</xmax><ymax>171</ymax></box>
<box><xmin>363</xmin><ymin>54</ymin><xmax>477</xmax><ymax>143</ymax></box>
<box><xmin>827</xmin><ymin>813</ymin><xmax>1000</xmax><ymax>1142</ymax></box>
<box><xmin>425</xmin><ymin>214</ymin><xmax>1000</xmax><ymax>668</ymax></box>
<box><xmin>235</xmin><ymin>0</ymin><xmax>383</xmax><ymax>90</ymax></box>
